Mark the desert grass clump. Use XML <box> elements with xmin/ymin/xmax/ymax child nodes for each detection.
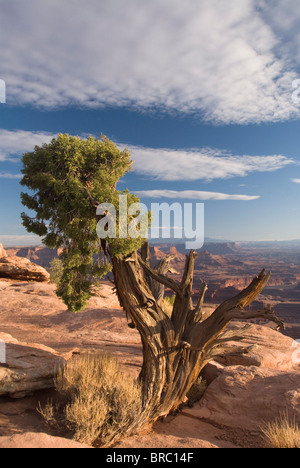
<box><xmin>261</xmin><ymin>413</ymin><xmax>300</xmax><ymax>448</ymax></box>
<box><xmin>41</xmin><ymin>354</ymin><xmax>142</xmax><ymax>447</ymax></box>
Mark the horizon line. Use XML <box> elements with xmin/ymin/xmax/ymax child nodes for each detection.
<box><xmin>2</xmin><ymin>238</ymin><xmax>300</xmax><ymax>249</ymax></box>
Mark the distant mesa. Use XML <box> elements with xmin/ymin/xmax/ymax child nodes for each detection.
<box><xmin>3</xmin><ymin>243</ymin><xmax>239</xmax><ymax>269</ymax></box>
<box><xmin>196</xmin><ymin>250</ymin><xmax>230</xmax><ymax>267</ymax></box>
<box><xmin>150</xmin><ymin>246</ymin><xmax>166</xmax><ymax>260</ymax></box>
<box><xmin>4</xmin><ymin>246</ymin><xmax>60</xmax><ymax>268</ymax></box>
<box><xmin>150</xmin><ymin>244</ymin><xmax>235</xmax><ymax>268</ymax></box>
<box><xmin>202</xmin><ymin>242</ymin><xmax>240</xmax><ymax>255</ymax></box>
<box><xmin>168</xmin><ymin>245</ymin><xmax>186</xmax><ymax>260</ymax></box>
<box><xmin>149</xmin><ymin>241</ymin><xmax>240</xmax><ymax>255</ymax></box>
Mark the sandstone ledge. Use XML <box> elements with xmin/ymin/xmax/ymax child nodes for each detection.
<box><xmin>0</xmin><ymin>333</ymin><xmax>65</xmax><ymax>398</ymax></box>
<box><xmin>187</xmin><ymin>365</ymin><xmax>300</xmax><ymax>431</ymax></box>
<box><xmin>0</xmin><ymin>256</ymin><xmax>50</xmax><ymax>283</ymax></box>
<box><xmin>0</xmin><ymin>432</ymin><xmax>92</xmax><ymax>449</ymax></box>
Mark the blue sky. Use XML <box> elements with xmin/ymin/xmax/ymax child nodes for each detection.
<box><xmin>0</xmin><ymin>0</ymin><xmax>300</xmax><ymax>246</ymax></box>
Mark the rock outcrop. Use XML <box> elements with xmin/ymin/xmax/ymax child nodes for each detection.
<box><xmin>0</xmin><ymin>256</ymin><xmax>50</xmax><ymax>282</ymax></box>
<box><xmin>0</xmin><ymin>244</ymin><xmax>7</xmax><ymax>258</ymax></box>
<box><xmin>213</xmin><ymin>322</ymin><xmax>299</xmax><ymax>370</ymax></box>
<box><xmin>186</xmin><ymin>322</ymin><xmax>300</xmax><ymax>431</ymax></box>
<box><xmin>190</xmin><ymin>365</ymin><xmax>300</xmax><ymax>431</ymax></box>
<box><xmin>0</xmin><ymin>332</ymin><xmax>66</xmax><ymax>398</ymax></box>
<box><xmin>0</xmin><ymin>432</ymin><xmax>92</xmax><ymax>449</ymax></box>
<box><xmin>5</xmin><ymin>246</ymin><xmax>60</xmax><ymax>269</ymax></box>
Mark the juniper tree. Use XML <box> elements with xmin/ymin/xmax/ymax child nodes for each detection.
<box><xmin>21</xmin><ymin>133</ymin><xmax>284</xmax><ymax>446</ymax></box>
<box><xmin>21</xmin><ymin>134</ymin><xmax>142</xmax><ymax>311</ymax></box>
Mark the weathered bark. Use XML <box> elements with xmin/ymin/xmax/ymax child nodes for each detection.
<box><xmin>141</xmin><ymin>241</ymin><xmax>179</xmax><ymax>304</ymax></box>
<box><xmin>107</xmin><ymin>242</ymin><xmax>285</xmax><ymax>444</ymax></box>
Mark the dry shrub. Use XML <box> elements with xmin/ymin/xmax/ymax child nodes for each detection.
<box><xmin>40</xmin><ymin>354</ymin><xmax>142</xmax><ymax>447</ymax></box>
<box><xmin>261</xmin><ymin>413</ymin><xmax>300</xmax><ymax>449</ymax></box>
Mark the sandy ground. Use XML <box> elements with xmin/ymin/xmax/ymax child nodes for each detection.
<box><xmin>0</xmin><ymin>280</ymin><xmax>143</xmax><ymax>373</ymax></box>
<box><xmin>0</xmin><ymin>279</ymin><xmax>264</xmax><ymax>448</ymax></box>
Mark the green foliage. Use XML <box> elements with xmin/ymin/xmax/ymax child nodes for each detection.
<box><xmin>21</xmin><ymin>133</ymin><xmax>147</xmax><ymax>311</ymax></box>
<box><xmin>162</xmin><ymin>295</ymin><xmax>177</xmax><ymax>317</ymax></box>
<box><xmin>164</xmin><ymin>294</ymin><xmax>176</xmax><ymax>306</ymax></box>
<box><xmin>49</xmin><ymin>258</ymin><xmax>64</xmax><ymax>285</ymax></box>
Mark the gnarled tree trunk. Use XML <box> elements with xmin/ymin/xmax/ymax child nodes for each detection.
<box><xmin>109</xmin><ymin>242</ymin><xmax>284</xmax><ymax>444</ymax></box>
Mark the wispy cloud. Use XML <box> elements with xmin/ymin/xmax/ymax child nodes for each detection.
<box><xmin>135</xmin><ymin>189</ymin><xmax>260</xmax><ymax>201</ymax></box>
<box><xmin>0</xmin><ymin>172</ymin><xmax>22</xmax><ymax>179</ymax></box>
<box><xmin>0</xmin><ymin>0</ymin><xmax>299</xmax><ymax>123</ymax></box>
<box><xmin>291</xmin><ymin>178</ymin><xmax>300</xmax><ymax>184</ymax></box>
<box><xmin>0</xmin><ymin>130</ymin><xmax>294</xmax><ymax>183</ymax></box>
<box><xmin>127</xmin><ymin>145</ymin><xmax>294</xmax><ymax>181</ymax></box>
<box><xmin>0</xmin><ymin>129</ymin><xmax>54</xmax><ymax>162</ymax></box>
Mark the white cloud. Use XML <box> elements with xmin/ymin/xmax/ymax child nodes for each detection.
<box><xmin>127</xmin><ymin>145</ymin><xmax>294</xmax><ymax>181</ymax></box>
<box><xmin>0</xmin><ymin>172</ymin><xmax>22</xmax><ymax>179</ymax></box>
<box><xmin>0</xmin><ymin>0</ymin><xmax>299</xmax><ymax>123</ymax></box>
<box><xmin>291</xmin><ymin>178</ymin><xmax>300</xmax><ymax>184</ymax></box>
<box><xmin>257</xmin><ymin>0</ymin><xmax>300</xmax><ymax>63</ymax></box>
<box><xmin>0</xmin><ymin>130</ymin><xmax>294</xmax><ymax>183</ymax></box>
<box><xmin>135</xmin><ymin>189</ymin><xmax>260</xmax><ymax>201</ymax></box>
<box><xmin>0</xmin><ymin>129</ymin><xmax>54</xmax><ymax>162</ymax></box>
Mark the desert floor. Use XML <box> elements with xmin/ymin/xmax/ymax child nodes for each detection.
<box><xmin>0</xmin><ymin>279</ymin><xmax>295</xmax><ymax>448</ymax></box>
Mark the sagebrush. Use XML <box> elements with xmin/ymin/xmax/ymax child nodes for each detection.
<box><xmin>40</xmin><ymin>354</ymin><xmax>142</xmax><ymax>447</ymax></box>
